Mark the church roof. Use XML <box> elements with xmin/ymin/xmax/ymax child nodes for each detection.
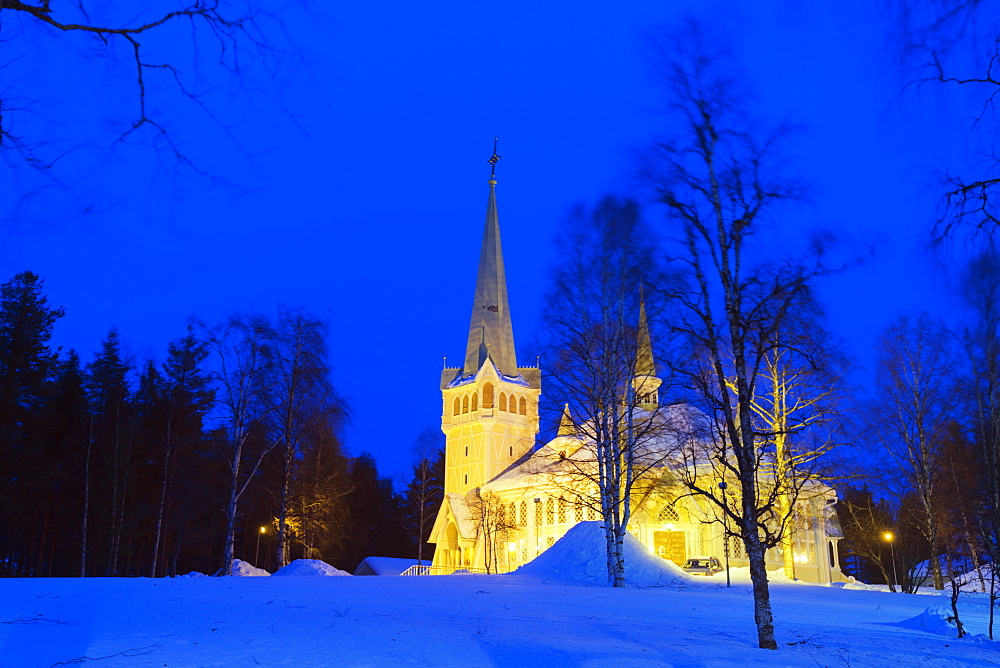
<box><xmin>462</xmin><ymin>169</ymin><xmax>519</xmax><ymax>378</ymax></box>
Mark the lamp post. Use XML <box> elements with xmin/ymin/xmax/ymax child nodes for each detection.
<box><xmin>256</xmin><ymin>526</ymin><xmax>266</xmax><ymax>568</ymax></box>
<box><xmin>884</xmin><ymin>531</ymin><xmax>898</xmax><ymax>592</ymax></box>
<box><xmin>719</xmin><ymin>481</ymin><xmax>731</xmax><ymax>588</ymax></box>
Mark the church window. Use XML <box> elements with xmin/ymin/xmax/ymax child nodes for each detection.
<box><xmin>519</xmin><ymin>501</ymin><xmax>527</xmax><ymax>527</ymax></box>
<box><xmin>587</xmin><ymin>506</ymin><xmax>597</xmax><ymax>521</ymax></box>
<box><xmin>557</xmin><ymin>498</ymin><xmax>567</xmax><ymax>524</ymax></box>
<box><xmin>575</xmin><ymin>505</ymin><xmax>583</xmax><ymax>522</ymax></box>
<box><xmin>483</xmin><ymin>382</ymin><xmax>494</xmax><ymax>408</ymax></box>
<box><xmin>545</xmin><ymin>498</ymin><xmax>555</xmax><ymax>524</ymax></box>
<box><xmin>509</xmin><ymin>502</ymin><xmax>517</xmax><ymax>527</ymax></box>
<box><xmin>659</xmin><ymin>505</ymin><xmax>679</xmax><ymax>523</ymax></box>
<box><xmin>546</xmin><ymin>536</ymin><xmax>555</xmax><ymax>549</ymax></box>
<box><xmin>462</xmin><ymin>395</ymin><xmax>469</xmax><ymax>413</ymax></box>
<box><xmin>497</xmin><ymin>503</ymin><xmax>506</xmax><ymax>526</ymax></box>
<box><xmin>453</xmin><ymin>397</ymin><xmax>460</xmax><ymax>415</ymax></box>
<box><xmin>534</xmin><ymin>500</ymin><xmax>542</xmax><ymax>526</ymax></box>
<box><xmin>499</xmin><ymin>393</ymin><xmax>507</xmax><ymax>412</ymax></box>
<box><xmin>471</xmin><ymin>392</ymin><xmax>478</xmax><ymax>411</ymax></box>
<box><xmin>519</xmin><ymin>397</ymin><xmax>527</xmax><ymax>415</ymax></box>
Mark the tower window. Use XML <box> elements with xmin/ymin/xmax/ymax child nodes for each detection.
<box><xmin>453</xmin><ymin>397</ymin><xmax>460</xmax><ymax>416</ymax></box>
<box><xmin>462</xmin><ymin>395</ymin><xmax>469</xmax><ymax>413</ymax></box>
<box><xmin>509</xmin><ymin>446</ymin><xmax>513</xmax><ymax>457</ymax></box>
<box><xmin>464</xmin><ymin>474</ymin><xmax>468</xmax><ymax>485</ymax></box>
<box><xmin>471</xmin><ymin>392</ymin><xmax>478</xmax><ymax>411</ymax></box>
<box><xmin>519</xmin><ymin>397</ymin><xmax>527</xmax><ymax>415</ymax></box>
<box><xmin>483</xmin><ymin>382</ymin><xmax>494</xmax><ymax>408</ymax></box>
<box><xmin>465</xmin><ymin>445</ymin><xmax>468</xmax><ymax>457</ymax></box>
<box><xmin>499</xmin><ymin>393</ymin><xmax>507</xmax><ymax>412</ymax></box>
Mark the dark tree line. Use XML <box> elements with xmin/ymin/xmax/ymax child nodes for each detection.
<box><xmin>0</xmin><ymin>271</ymin><xmax>443</xmax><ymax>577</ymax></box>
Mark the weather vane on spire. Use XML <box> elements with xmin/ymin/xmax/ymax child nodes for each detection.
<box><xmin>488</xmin><ymin>137</ymin><xmax>501</xmax><ymax>176</ymax></box>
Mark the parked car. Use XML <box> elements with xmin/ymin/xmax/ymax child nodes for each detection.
<box><xmin>682</xmin><ymin>556</ymin><xmax>724</xmax><ymax>576</ymax></box>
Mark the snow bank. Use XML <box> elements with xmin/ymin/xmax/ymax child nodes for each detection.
<box><xmin>515</xmin><ymin>521</ymin><xmax>690</xmax><ymax>587</ymax></box>
<box><xmin>895</xmin><ymin>607</ymin><xmax>964</xmax><ymax>638</ymax></box>
<box><xmin>273</xmin><ymin>559</ymin><xmax>351</xmax><ymax>577</ymax></box>
<box><xmin>214</xmin><ymin>559</ymin><xmax>270</xmax><ymax>577</ymax></box>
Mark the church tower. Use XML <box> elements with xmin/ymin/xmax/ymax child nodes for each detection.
<box><xmin>439</xmin><ymin>147</ymin><xmax>541</xmax><ymax>498</ymax></box>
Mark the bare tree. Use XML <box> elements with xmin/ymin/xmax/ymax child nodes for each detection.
<box><xmin>259</xmin><ymin>307</ymin><xmax>344</xmax><ymax>569</ymax></box>
<box><xmin>538</xmin><ymin>195</ymin><xmax>678</xmax><ymax>587</ymax></box>
<box><xmin>891</xmin><ymin>1</ymin><xmax>1000</xmax><ymax>236</ymax></box>
<box><xmin>1</xmin><ymin>1</ymin><xmax>271</xmax><ymax>168</ymax></box>
<box><xmin>645</xmin><ymin>22</ymin><xmax>834</xmax><ymax>649</ymax></box>
<box><xmin>205</xmin><ymin>314</ymin><xmax>272</xmax><ymax>576</ymax></box>
<box><xmin>402</xmin><ymin>429</ymin><xmax>444</xmax><ymax>566</ymax></box>
<box><xmin>468</xmin><ymin>490</ymin><xmax>518</xmax><ymax>574</ymax></box>
<box><xmin>872</xmin><ymin>314</ymin><xmax>958</xmax><ymax>590</ymax></box>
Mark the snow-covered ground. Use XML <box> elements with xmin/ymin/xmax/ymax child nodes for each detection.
<box><xmin>2</xmin><ymin>572</ymin><xmax>997</xmax><ymax>667</ymax></box>
<box><xmin>2</xmin><ymin>535</ymin><xmax>998</xmax><ymax>667</ymax></box>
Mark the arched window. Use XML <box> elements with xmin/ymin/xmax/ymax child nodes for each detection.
<box><xmin>659</xmin><ymin>505</ymin><xmax>679</xmax><ymax>522</ymax></box>
<box><xmin>453</xmin><ymin>397</ymin><xmax>460</xmax><ymax>416</ymax></box>
<box><xmin>482</xmin><ymin>382</ymin><xmax>494</xmax><ymax>408</ymax></box>
<box><xmin>464</xmin><ymin>445</ymin><xmax>468</xmax><ymax>457</ymax></box>
<box><xmin>557</xmin><ymin>498</ymin><xmax>567</xmax><ymax>524</ymax></box>
<box><xmin>519</xmin><ymin>501</ymin><xmax>527</xmax><ymax>527</ymax></box>
<box><xmin>499</xmin><ymin>393</ymin><xmax>507</xmax><ymax>412</ymax></box>
<box><xmin>519</xmin><ymin>397</ymin><xmax>527</xmax><ymax>415</ymax></box>
<box><xmin>546</xmin><ymin>498</ymin><xmax>555</xmax><ymax>524</ymax></box>
<box><xmin>575</xmin><ymin>505</ymin><xmax>584</xmax><ymax>522</ymax></box>
<box><xmin>462</xmin><ymin>395</ymin><xmax>469</xmax><ymax>413</ymax></box>
<box><xmin>509</xmin><ymin>502</ymin><xmax>517</xmax><ymax>526</ymax></box>
<box><xmin>471</xmin><ymin>392</ymin><xmax>478</xmax><ymax>411</ymax></box>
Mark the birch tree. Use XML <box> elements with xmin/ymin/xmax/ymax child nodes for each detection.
<box><xmin>647</xmin><ymin>24</ymin><xmax>828</xmax><ymax>649</ymax></box>
<box><xmin>873</xmin><ymin>314</ymin><xmax>957</xmax><ymax>590</ymax></box>
<box><xmin>259</xmin><ymin>308</ymin><xmax>344</xmax><ymax>569</ymax></box>
<box><xmin>539</xmin><ymin>195</ymin><xmax>678</xmax><ymax>587</ymax></box>
<box><xmin>206</xmin><ymin>314</ymin><xmax>271</xmax><ymax>576</ymax></box>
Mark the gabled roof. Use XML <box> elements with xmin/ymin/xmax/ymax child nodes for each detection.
<box><xmin>428</xmin><ymin>492</ymin><xmax>478</xmax><ymax>543</ymax></box>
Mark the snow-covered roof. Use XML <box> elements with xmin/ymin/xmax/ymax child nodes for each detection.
<box><xmin>354</xmin><ymin>557</ymin><xmax>421</xmax><ymax>576</ymax></box>
<box><xmin>487</xmin><ymin>403</ymin><xmax>708</xmax><ymax>488</ymax></box>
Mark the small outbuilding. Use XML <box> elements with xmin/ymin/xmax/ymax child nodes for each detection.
<box><xmin>354</xmin><ymin>556</ymin><xmax>421</xmax><ymax>576</ymax></box>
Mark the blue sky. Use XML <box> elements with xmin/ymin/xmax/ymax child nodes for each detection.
<box><xmin>0</xmin><ymin>0</ymin><xmax>981</xmax><ymax>484</ymax></box>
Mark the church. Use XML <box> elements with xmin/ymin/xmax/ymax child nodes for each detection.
<box><xmin>427</xmin><ymin>160</ymin><xmax>846</xmax><ymax>585</ymax></box>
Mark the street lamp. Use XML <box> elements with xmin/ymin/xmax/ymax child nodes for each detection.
<box><xmin>719</xmin><ymin>481</ymin><xmax>731</xmax><ymax>588</ymax></box>
<box><xmin>883</xmin><ymin>531</ymin><xmax>898</xmax><ymax>592</ymax></box>
<box><xmin>256</xmin><ymin>526</ymin><xmax>266</xmax><ymax>568</ymax></box>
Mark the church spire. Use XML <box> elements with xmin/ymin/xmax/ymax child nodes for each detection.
<box><xmin>635</xmin><ymin>294</ymin><xmax>656</xmax><ymax>378</ymax></box>
<box><xmin>633</xmin><ymin>289</ymin><xmax>661</xmax><ymax>409</ymax></box>
<box><xmin>462</xmin><ymin>140</ymin><xmax>518</xmax><ymax>377</ymax></box>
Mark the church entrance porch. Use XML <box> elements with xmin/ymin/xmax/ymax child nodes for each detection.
<box><xmin>653</xmin><ymin>530</ymin><xmax>687</xmax><ymax>566</ymax></box>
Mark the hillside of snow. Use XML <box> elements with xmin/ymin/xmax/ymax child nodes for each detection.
<box><xmin>516</xmin><ymin>521</ymin><xmax>689</xmax><ymax>587</ymax></box>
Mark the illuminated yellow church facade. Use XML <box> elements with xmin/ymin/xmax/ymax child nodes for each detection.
<box><xmin>427</xmin><ymin>165</ymin><xmax>846</xmax><ymax>584</ymax></box>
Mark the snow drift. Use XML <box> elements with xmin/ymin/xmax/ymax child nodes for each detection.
<box><xmin>273</xmin><ymin>559</ymin><xmax>351</xmax><ymax>576</ymax></box>
<box><xmin>515</xmin><ymin>521</ymin><xmax>690</xmax><ymax>587</ymax></box>
<box><xmin>895</xmin><ymin>607</ymin><xmax>965</xmax><ymax>638</ymax></box>
<box><xmin>214</xmin><ymin>559</ymin><xmax>270</xmax><ymax>577</ymax></box>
